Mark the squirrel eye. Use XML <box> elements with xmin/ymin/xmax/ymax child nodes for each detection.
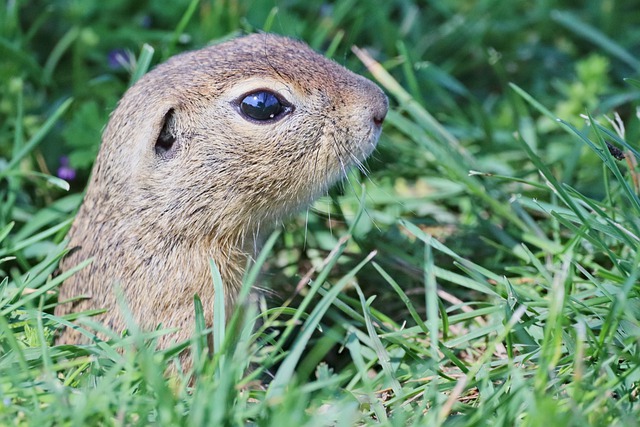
<box><xmin>239</xmin><ymin>91</ymin><xmax>286</xmax><ymax>121</ymax></box>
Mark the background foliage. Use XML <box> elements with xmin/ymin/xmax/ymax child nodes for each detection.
<box><xmin>1</xmin><ymin>0</ymin><xmax>639</xmax><ymax>425</ymax></box>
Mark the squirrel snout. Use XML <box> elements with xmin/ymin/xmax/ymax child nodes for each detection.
<box><xmin>371</xmin><ymin>90</ymin><xmax>389</xmax><ymax>128</ymax></box>
<box><xmin>353</xmin><ymin>76</ymin><xmax>388</xmax><ymax>129</ymax></box>
<box><xmin>373</xmin><ymin>109</ymin><xmax>387</xmax><ymax>127</ymax></box>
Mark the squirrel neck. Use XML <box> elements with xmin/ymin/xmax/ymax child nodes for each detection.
<box><xmin>73</xmin><ymin>185</ymin><xmax>251</xmax><ymax>307</ymax></box>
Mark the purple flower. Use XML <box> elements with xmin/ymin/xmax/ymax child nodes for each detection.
<box><xmin>57</xmin><ymin>156</ymin><xmax>76</xmax><ymax>181</ymax></box>
<box><xmin>107</xmin><ymin>49</ymin><xmax>133</xmax><ymax>70</ymax></box>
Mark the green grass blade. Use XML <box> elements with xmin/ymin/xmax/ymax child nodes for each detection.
<box><xmin>1</xmin><ymin>98</ymin><xmax>73</xmax><ymax>175</ymax></box>
<box><xmin>267</xmin><ymin>250</ymin><xmax>377</xmax><ymax>399</ymax></box>
<box><xmin>129</xmin><ymin>44</ymin><xmax>155</xmax><ymax>86</ymax></box>
<box><xmin>552</xmin><ymin>10</ymin><xmax>640</xmax><ymax>71</ymax></box>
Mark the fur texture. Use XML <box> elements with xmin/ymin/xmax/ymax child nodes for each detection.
<box><xmin>56</xmin><ymin>33</ymin><xmax>388</xmax><ymax>349</ymax></box>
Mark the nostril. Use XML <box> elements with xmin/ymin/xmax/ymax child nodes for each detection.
<box><xmin>371</xmin><ymin>91</ymin><xmax>389</xmax><ymax>127</ymax></box>
<box><xmin>373</xmin><ymin>111</ymin><xmax>386</xmax><ymax>127</ymax></box>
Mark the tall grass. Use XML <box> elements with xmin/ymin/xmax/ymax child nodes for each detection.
<box><xmin>1</xmin><ymin>0</ymin><xmax>639</xmax><ymax>425</ymax></box>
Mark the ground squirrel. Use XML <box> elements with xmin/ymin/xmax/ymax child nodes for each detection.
<box><xmin>56</xmin><ymin>33</ymin><xmax>388</xmax><ymax>350</ymax></box>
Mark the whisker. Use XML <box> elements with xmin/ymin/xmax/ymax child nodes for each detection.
<box><xmin>304</xmin><ymin>208</ymin><xmax>309</xmax><ymax>249</ymax></box>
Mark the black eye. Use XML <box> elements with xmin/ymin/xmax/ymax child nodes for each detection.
<box><xmin>239</xmin><ymin>91</ymin><xmax>287</xmax><ymax>121</ymax></box>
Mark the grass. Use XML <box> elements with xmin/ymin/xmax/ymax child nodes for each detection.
<box><xmin>1</xmin><ymin>0</ymin><xmax>639</xmax><ymax>425</ymax></box>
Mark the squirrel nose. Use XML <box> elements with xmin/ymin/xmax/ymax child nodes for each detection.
<box><xmin>373</xmin><ymin>110</ymin><xmax>386</xmax><ymax>127</ymax></box>
<box><xmin>371</xmin><ymin>91</ymin><xmax>388</xmax><ymax>127</ymax></box>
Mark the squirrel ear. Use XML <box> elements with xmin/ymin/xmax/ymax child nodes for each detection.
<box><xmin>155</xmin><ymin>108</ymin><xmax>178</xmax><ymax>158</ymax></box>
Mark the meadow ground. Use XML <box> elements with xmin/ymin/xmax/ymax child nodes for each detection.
<box><xmin>1</xmin><ymin>1</ymin><xmax>639</xmax><ymax>425</ymax></box>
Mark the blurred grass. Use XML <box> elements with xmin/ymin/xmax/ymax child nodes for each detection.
<box><xmin>1</xmin><ymin>0</ymin><xmax>640</xmax><ymax>425</ymax></box>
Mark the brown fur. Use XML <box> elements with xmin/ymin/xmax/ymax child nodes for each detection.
<box><xmin>56</xmin><ymin>33</ymin><xmax>387</xmax><ymax>350</ymax></box>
